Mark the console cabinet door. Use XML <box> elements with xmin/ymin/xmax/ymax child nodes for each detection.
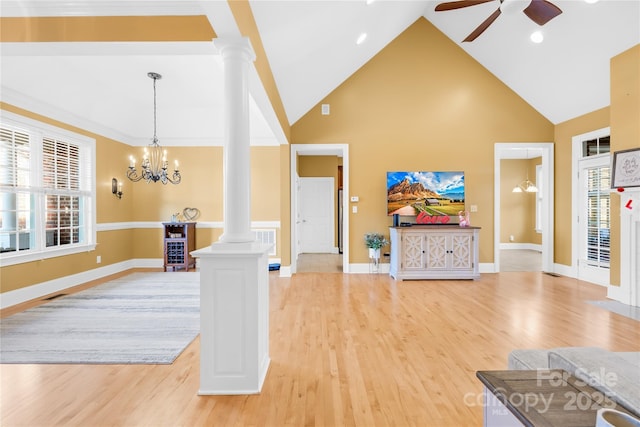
<box><xmin>401</xmin><ymin>233</ymin><xmax>425</xmax><ymax>270</ymax></box>
<box><xmin>424</xmin><ymin>234</ymin><xmax>448</xmax><ymax>270</ymax></box>
<box><xmin>450</xmin><ymin>233</ymin><xmax>473</xmax><ymax>270</ymax></box>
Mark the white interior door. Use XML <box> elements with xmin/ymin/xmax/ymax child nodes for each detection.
<box><xmin>299</xmin><ymin>177</ymin><xmax>334</xmax><ymax>253</ymax></box>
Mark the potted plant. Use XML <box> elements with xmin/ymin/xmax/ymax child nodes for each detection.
<box><xmin>364</xmin><ymin>232</ymin><xmax>389</xmax><ymax>261</ymax></box>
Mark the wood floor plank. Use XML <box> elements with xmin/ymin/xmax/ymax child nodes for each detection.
<box><xmin>1</xmin><ymin>271</ymin><xmax>638</xmax><ymax>426</ymax></box>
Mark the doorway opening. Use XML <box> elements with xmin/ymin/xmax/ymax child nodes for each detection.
<box><xmin>494</xmin><ymin>143</ymin><xmax>554</xmax><ymax>273</ymax></box>
<box><xmin>291</xmin><ymin>144</ymin><xmax>349</xmax><ymax>274</ymax></box>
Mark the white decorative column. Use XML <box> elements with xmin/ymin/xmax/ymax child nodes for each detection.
<box><xmin>192</xmin><ymin>37</ymin><xmax>271</xmax><ymax>395</ymax></box>
<box><xmin>217</xmin><ymin>37</ymin><xmax>255</xmax><ymax>243</ymax></box>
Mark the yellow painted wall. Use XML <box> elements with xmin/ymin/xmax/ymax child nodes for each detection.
<box><xmin>126</xmin><ymin>146</ymin><xmax>224</xmax><ymax>224</ymax></box>
<box><xmin>609</xmin><ymin>44</ymin><xmax>640</xmax><ymax>286</ymax></box>
<box><xmin>251</xmin><ymin>147</ymin><xmax>281</xmax><ymax>221</ymax></box>
<box><xmin>554</xmin><ymin>108</ymin><xmax>610</xmax><ymax>267</ymax></box>
<box><xmin>291</xmin><ymin>18</ymin><xmax>554</xmax><ymax>264</ymax></box>
<box><xmin>500</xmin><ymin>158</ymin><xmax>541</xmax><ymax>245</ymax></box>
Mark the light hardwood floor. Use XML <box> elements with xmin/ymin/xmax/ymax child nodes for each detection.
<box><xmin>500</xmin><ymin>249</ymin><xmax>542</xmax><ymax>272</ymax></box>
<box><xmin>296</xmin><ymin>253</ymin><xmax>343</xmax><ymax>273</ymax></box>
<box><xmin>2</xmin><ymin>271</ymin><xmax>639</xmax><ymax>426</ymax></box>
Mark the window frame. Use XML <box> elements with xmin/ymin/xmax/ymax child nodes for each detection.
<box><xmin>535</xmin><ymin>164</ymin><xmax>543</xmax><ymax>233</ymax></box>
<box><xmin>0</xmin><ymin>110</ymin><xmax>96</xmax><ymax>266</ymax></box>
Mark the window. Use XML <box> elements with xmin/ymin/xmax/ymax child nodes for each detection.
<box><xmin>584</xmin><ymin>163</ymin><xmax>610</xmax><ymax>268</ymax></box>
<box><xmin>0</xmin><ymin>111</ymin><xmax>95</xmax><ymax>265</ymax></box>
<box><xmin>582</xmin><ymin>136</ymin><xmax>610</xmax><ymax>157</ymax></box>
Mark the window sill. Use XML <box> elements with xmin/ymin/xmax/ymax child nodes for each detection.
<box><xmin>0</xmin><ymin>244</ymin><xmax>97</xmax><ymax>267</ymax></box>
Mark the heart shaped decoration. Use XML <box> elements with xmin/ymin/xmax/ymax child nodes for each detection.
<box><xmin>182</xmin><ymin>207</ymin><xmax>200</xmax><ymax>221</ymax></box>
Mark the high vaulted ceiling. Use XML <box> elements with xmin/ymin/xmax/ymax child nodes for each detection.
<box><xmin>1</xmin><ymin>0</ymin><xmax>639</xmax><ymax>147</ymax></box>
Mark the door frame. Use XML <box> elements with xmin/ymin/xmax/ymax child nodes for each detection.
<box><xmin>494</xmin><ymin>143</ymin><xmax>554</xmax><ymax>273</ymax></box>
<box><xmin>291</xmin><ymin>144</ymin><xmax>349</xmax><ymax>274</ymax></box>
<box><xmin>572</xmin><ymin>127</ymin><xmax>610</xmax><ymax>285</ymax></box>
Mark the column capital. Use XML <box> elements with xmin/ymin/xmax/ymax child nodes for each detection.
<box><xmin>213</xmin><ymin>37</ymin><xmax>256</xmax><ymax>62</ymax></box>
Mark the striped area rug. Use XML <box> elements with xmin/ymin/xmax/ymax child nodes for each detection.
<box><xmin>0</xmin><ymin>272</ymin><xmax>200</xmax><ymax>364</ymax></box>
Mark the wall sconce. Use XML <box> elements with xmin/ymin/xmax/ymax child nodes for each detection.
<box><xmin>112</xmin><ymin>178</ymin><xmax>123</xmax><ymax>199</ymax></box>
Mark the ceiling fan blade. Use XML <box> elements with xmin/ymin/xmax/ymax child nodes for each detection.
<box><xmin>435</xmin><ymin>0</ymin><xmax>494</xmax><ymax>12</ymax></box>
<box><xmin>463</xmin><ymin>7</ymin><xmax>501</xmax><ymax>42</ymax></box>
<box><xmin>523</xmin><ymin>0</ymin><xmax>562</xmax><ymax>26</ymax></box>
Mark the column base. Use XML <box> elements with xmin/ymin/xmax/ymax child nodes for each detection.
<box><xmin>192</xmin><ymin>242</ymin><xmax>272</xmax><ymax>395</ymax></box>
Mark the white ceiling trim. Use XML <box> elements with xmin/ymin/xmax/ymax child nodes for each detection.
<box><xmin>1</xmin><ymin>41</ymin><xmax>220</xmax><ymax>57</ymax></box>
<box><xmin>1</xmin><ymin>86</ymin><xmax>137</xmax><ymax>145</ymax></box>
<box><xmin>0</xmin><ymin>0</ymin><xmax>206</xmax><ymax>17</ymax></box>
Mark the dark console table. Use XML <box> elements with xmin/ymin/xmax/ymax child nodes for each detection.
<box><xmin>476</xmin><ymin>369</ymin><xmax>636</xmax><ymax>427</ymax></box>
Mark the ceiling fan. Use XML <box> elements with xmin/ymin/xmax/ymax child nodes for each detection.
<box><xmin>434</xmin><ymin>0</ymin><xmax>563</xmax><ymax>42</ymax></box>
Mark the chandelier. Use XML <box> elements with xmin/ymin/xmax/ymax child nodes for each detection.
<box><xmin>512</xmin><ymin>149</ymin><xmax>538</xmax><ymax>193</ymax></box>
<box><xmin>127</xmin><ymin>72</ymin><xmax>181</xmax><ymax>185</ymax></box>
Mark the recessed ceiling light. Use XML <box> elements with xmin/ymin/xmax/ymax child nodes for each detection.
<box><xmin>366</xmin><ymin>0</ymin><xmax>376</xmax><ymax>4</ymax></box>
<box><xmin>585</xmin><ymin>0</ymin><xmax>599</xmax><ymax>3</ymax></box>
<box><xmin>356</xmin><ymin>33</ymin><xmax>367</xmax><ymax>45</ymax></box>
<box><xmin>530</xmin><ymin>31</ymin><xmax>544</xmax><ymax>43</ymax></box>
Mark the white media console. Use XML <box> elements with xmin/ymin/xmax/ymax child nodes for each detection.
<box><xmin>389</xmin><ymin>225</ymin><xmax>480</xmax><ymax>280</ymax></box>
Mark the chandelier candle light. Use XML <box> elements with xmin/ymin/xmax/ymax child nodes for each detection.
<box><xmin>127</xmin><ymin>72</ymin><xmax>181</xmax><ymax>185</ymax></box>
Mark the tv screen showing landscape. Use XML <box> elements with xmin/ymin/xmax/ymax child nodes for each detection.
<box><xmin>387</xmin><ymin>171</ymin><xmax>465</xmax><ymax>216</ymax></box>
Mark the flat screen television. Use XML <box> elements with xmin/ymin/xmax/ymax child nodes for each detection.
<box><xmin>387</xmin><ymin>171</ymin><xmax>465</xmax><ymax>218</ymax></box>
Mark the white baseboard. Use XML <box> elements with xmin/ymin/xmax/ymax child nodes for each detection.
<box><xmin>133</xmin><ymin>258</ymin><xmax>164</xmax><ymax>268</ymax></box>
<box><xmin>553</xmin><ymin>263</ymin><xmax>576</xmax><ymax>279</ymax></box>
<box><xmin>499</xmin><ymin>243</ymin><xmax>542</xmax><ymax>251</ymax></box>
<box><xmin>278</xmin><ymin>266</ymin><xmax>292</xmax><ymax>277</ymax></box>
<box><xmin>1</xmin><ymin>260</ymin><xmax>136</xmax><ymax>309</ymax></box>
<box><xmin>0</xmin><ymin>258</ymin><xmax>174</xmax><ymax>309</ymax></box>
<box><xmin>479</xmin><ymin>263</ymin><xmax>495</xmax><ymax>273</ymax></box>
<box><xmin>606</xmin><ymin>285</ymin><xmax>631</xmax><ymax>304</ymax></box>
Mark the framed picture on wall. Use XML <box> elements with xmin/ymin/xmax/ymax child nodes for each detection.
<box><xmin>611</xmin><ymin>147</ymin><xmax>640</xmax><ymax>189</ymax></box>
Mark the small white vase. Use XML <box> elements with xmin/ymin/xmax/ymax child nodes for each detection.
<box><xmin>368</xmin><ymin>248</ymin><xmax>380</xmax><ymax>260</ymax></box>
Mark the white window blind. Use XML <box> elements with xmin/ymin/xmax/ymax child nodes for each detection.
<box><xmin>585</xmin><ymin>165</ymin><xmax>610</xmax><ymax>268</ymax></box>
<box><xmin>0</xmin><ymin>110</ymin><xmax>95</xmax><ymax>264</ymax></box>
<box><xmin>0</xmin><ymin>127</ymin><xmax>33</xmax><ymax>253</ymax></box>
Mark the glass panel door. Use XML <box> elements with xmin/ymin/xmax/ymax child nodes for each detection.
<box><xmin>578</xmin><ymin>154</ymin><xmax>610</xmax><ymax>285</ymax></box>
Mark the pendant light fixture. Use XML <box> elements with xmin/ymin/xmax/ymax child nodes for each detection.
<box><xmin>512</xmin><ymin>149</ymin><xmax>538</xmax><ymax>193</ymax></box>
<box><xmin>127</xmin><ymin>72</ymin><xmax>181</xmax><ymax>185</ymax></box>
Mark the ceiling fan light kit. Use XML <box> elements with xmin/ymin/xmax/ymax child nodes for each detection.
<box><xmin>530</xmin><ymin>30</ymin><xmax>544</xmax><ymax>43</ymax></box>
<box><xmin>435</xmin><ymin>0</ymin><xmax>563</xmax><ymax>42</ymax></box>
